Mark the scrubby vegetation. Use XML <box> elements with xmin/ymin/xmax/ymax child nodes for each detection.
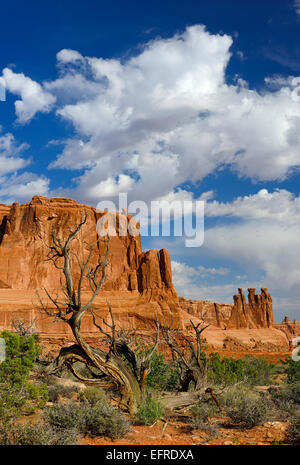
<box><xmin>47</xmin><ymin>383</ymin><xmax>80</xmax><ymax>402</ymax></box>
<box><xmin>0</xmin><ymin>330</ymin><xmax>130</xmax><ymax>444</ymax></box>
<box><xmin>136</xmin><ymin>392</ymin><xmax>164</xmax><ymax>425</ymax></box>
<box><xmin>44</xmin><ymin>401</ymin><xmax>131</xmax><ymax>439</ymax></box>
<box><xmin>285</xmin><ymin>414</ymin><xmax>300</xmax><ymax>444</ymax></box>
<box><xmin>221</xmin><ymin>385</ymin><xmax>268</xmax><ymax>428</ymax></box>
<box><xmin>0</xmin><ymin>330</ymin><xmax>48</xmax><ymax>422</ymax></box>
<box><xmin>1</xmin><ymin>322</ymin><xmax>300</xmax><ymax>445</ymax></box>
<box><xmin>79</xmin><ymin>386</ymin><xmax>108</xmax><ymax>405</ymax></box>
<box><xmin>284</xmin><ymin>357</ymin><xmax>300</xmax><ymax>383</ymax></box>
<box><xmin>269</xmin><ymin>382</ymin><xmax>300</xmax><ymax>415</ymax></box>
<box><xmin>0</xmin><ymin>421</ymin><xmax>79</xmax><ymax>445</ymax></box>
<box><xmin>189</xmin><ymin>402</ymin><xmax>217</xmax><ymax>429</ymax></box>
<box><xmin>145</xmin><ymin>352</ymin><xmax>180</xmax><ymax>391</ymax></box>
<box><xmin>207</xmin><ymin>352</ymin><xmax>274</xmax><ymax>386</ymax></box>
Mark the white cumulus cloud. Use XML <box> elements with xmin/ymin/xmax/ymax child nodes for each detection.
<box><xmin>0</xmin><ymin>68</ymin><xmax>56</xmax><ymax>123</ymax></box>
<box><xmin>37</xmin><ymin>25</ymin><xmax>300</xmax><ymax>206</ymax></box>
<box><xmin>0</xmin><ymin>132</ymin><xmax>29</xmax><ymax>175</ymax></box>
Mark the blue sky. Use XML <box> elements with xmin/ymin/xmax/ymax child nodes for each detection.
<box><xmin>0</xmin><ymin>0</ymin><xmax>300</xmax><ymax>321</ymax></box>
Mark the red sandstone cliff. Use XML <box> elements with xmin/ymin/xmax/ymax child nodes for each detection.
<box><xmin>178</xmin><ymin>297</ymin><xmax>232</xmax><ymax>329</ymax></box>
<box><xmin>0</xmin><ymin>196</ymin><xmax>176</xmax><ymax>297</ymax></box>
<box><xmin>0</xmin><ymin>196</ymin><xmax>183</xmax><ymax>335</ymax></box>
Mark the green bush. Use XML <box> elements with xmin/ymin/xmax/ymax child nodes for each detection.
<box><xmin>269</xmin><ymin>382</ymin><xmax>300</xmax><ymax>414</ymax></box>
<box><xmin>284</xmin><ymin>358</ymin><xmax>300</xmax><ymax>384</ymax></box>
<box><xmin>0</xmin><ymin>330</ymin><xmax>40</xmax><ymax>386</ymax></box>
<box><xmin>0</xmin><ymin>331</ymin><xmax>48</xmax><ymax>419</ymax></box>
<box><xmin>189</xmin><ymin>402</ymin><xmax>217</xmax><ymax>429</ymax></box>
<box><xmin>44</xmin><ymin>401</ymin><xmax>131</xmax><ymax>439</ymax></box>
<box><xmin>136</xmin><ymin>394</ymin><xmax>164</xmax><ymax>425</ymax></box>
<box><xmin>145</xmin><ymin>353</ymin><xmax>180</xmax><ymax>391</ymax></box>
<box><xmin>44</xmin><ymin>402</ymin><xmax>86</xmax><ymax>431</ymax></box>
<box><xmin>146</xmin><ymin>353</ymin><xmax>180</xmax><ymax>391</ymax></box>
<box><xmin>0</xmin><ymin>421</ymin><xmax>78</xmax><ymax>445</ymax></box>
<box><xmin>84</xmin><ymin>403</ymin><xmax>131</xmax><ymax>438</ymax></box>
<box><xmin>285</xmin><ymin>414</ymin><xmax>300</xmax><ymax>444</ymax></box>
<box><xmin>222</xmin><ymin>385</ymin><xmax>268</xmax><ymax>428</ymax></box>
<box><xmin>79</xmin><ymin>386</ymin><xmax>108</xmax><ymax>406</ymax></box>
<box><xmin>48</xmin><ymin>384</ymin><xmax>80</xmax><ymax>402</ymax></box>
<box><xmin>207</xmin><ymin>353</ymin><xmax>273</xmax><ymax>386</ymax></box>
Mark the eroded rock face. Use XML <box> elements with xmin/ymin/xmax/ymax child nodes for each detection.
<box><xmin>178</xmin><ymin>297</ymin><xmax>233</xmax><ymax>329</ymax></box>
<box><xmin>227</xmin><ymin>288</ymin><xmax>274</xmax><ymax>329</ymax></box>
<box><xmin>180</xmin><ymin>287</ymin><xmax>275</xmax><ymax>330</ymax></box>
<box><xmin>0</xmin><ymin>196</ymin><xmax>177</xmax><ymax>297</ymax></box>
<box><xmin>275</xmin><ymin>316</ymin><xmax>300</xmax><ymax>342</ymax></box>
<box><xmin>0</xmin><ymin>196</ymin><xmax>182</xmax><ymax>334</ymax></box>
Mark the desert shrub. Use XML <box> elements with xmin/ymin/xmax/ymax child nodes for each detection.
<box><xmin>284</xmin><ymin>358</ymin><xmax>300</xmax><ymax>384</ymax></box>
<box><xmin>0</xmin><ymin>331</ymin><xmax>48</xmax><ymax>419</ymax></box>
<box><xmin>241</xmin><ymin>356</ymin><xmax>274</xmax><ymax>385</ymax></box>
<box><xmin>84</xmin><ymin>403</ymin><xmax>131</xmax><ymax>438</ymax></box>
<box><xmin>0</xmin><ymin>421</ymin><xmax>78</xmax><ymax>445</ymax></box>
<box><xmin>48</xmin><ymin>385</ymin><xmax>62</xmax><ymax>402</ymax></box>
<box><xmin>189</xmin><ymin>402</ymin><xmax>217</xmax><ymax>429</ymax></box>
<box><xmin>47</xmin><ymin>384</ymin><xmax>79</xmax><ymax>402</ymax></box>
<box><xmin>285</xmin><ymin>414</ymin><xmax>300</xmax><ymax>444</ymax></box>
<box><xmin>79</xmin><ymin>386</ymin><xmax>108</xmax><ymax>406</ymax></box>
<box><xmin>136</xmin><ymin>393</ymin><xmax>164</xmax><ymax>425</ymax></box>
<box><xmin>127</xmin><ymin>338</ymin><xmax>180</xmax><ymax>392</ymax></box>
<box><xmin>222</xmin><ymin>385</ymin><xmax>267</xmax><ymax>428</ymax></box>
<box><xmin>207</xmin><ymin>353</ymin><xmax>273</xmax><ymax>386</ymax></box>
<box><xmin>207</xmin><ymin>353</ymin><xmax>244</xmax><ymax>385</ymax></box>
<box><xmin>269</xmin><ymin>382</ymin><xmax>300</xmax><ymax>414</ymax></box>
<box><xmin>146</xmin><ymin>353</ymin><xmax>180</xmax><ymax>391</ymax></box>
<box><xmin>44</xmin><ymin>401</ymin><xmax>130</xmax><ymax>439</ymax></box>
<box><xmin>43</xmin><ymin>402</ymin><xmax>86</xmax><ymax>431</ymax></box>
<box><xmin>226</xmin><ymin>397</ymin><xmax>267</xmax><ymax>428</ymax></box>
<box><xmin>0</xmin><ymin>330</ymin><xmax>40</xmax><ymax>385</ymax></box>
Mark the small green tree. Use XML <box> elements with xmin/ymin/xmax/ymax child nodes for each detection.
<box><xmin>0</xmin><ymin>330</ymin><xmax>48</xmax><ymax>422</ymax></box>
<box><xmin>0</xmin><ymin>330</ymin><xmax>40</xmax><ymax>385</ymax></box>
<box><xmin>207</xmin><ymin>353</ymin><xmax>273</xmax><ymax>386</ymax></box>
<box><xmin>284</xmin><ymin>357</ymin><xmax>300</xmax><ymax>384</ymax></box>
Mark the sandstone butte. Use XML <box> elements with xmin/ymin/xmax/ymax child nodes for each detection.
<box><xmin>0</xmin><ymin>195</ymin><xmax>298</xmax><ymax>352</ymax></box>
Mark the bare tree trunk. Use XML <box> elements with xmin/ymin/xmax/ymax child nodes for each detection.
<box><xmin>68</xmin><ymin>312</ymin><xmax>141</xmax><ymax>412</ymax></box>
<box><xmin>38</xmin><ymin>211</ymin><xmax>142</xmax><ymax>413</ymax></box>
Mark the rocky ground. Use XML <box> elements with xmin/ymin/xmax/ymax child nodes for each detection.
<box><xmin>80</xmin><ymin>417</ymin><xmax>288</xmax><ymax>446</ymax></box>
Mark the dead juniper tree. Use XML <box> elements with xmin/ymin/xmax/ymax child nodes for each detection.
<box><xmin>91</xmin><ymin>303</ymin><xmax>160</xmax><ymax>394</ymax></box>
<box><xmin>159</xmin><ymin>316</ymin><xmax>222</xmax><ymax>410</ymax></box>
<box><xmin>37</xmin><ymin>211</ymin><xmax>159</xmax><ymax>413</ymax></box>
<box><xmin>162</xmin><ymin>317</ymin><xmax>209</xmax><ymax>392</ymax></box>
<box><xmin>11</xmin><ymin>317</ymin><xmax>38</xmax><ymax>338</ymax></box>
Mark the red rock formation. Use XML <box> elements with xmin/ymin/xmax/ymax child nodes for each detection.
<box><xmin>275</xmin><ymin>316</ymin><xmax>300</xmax><ymax>342</ymax></box>
<box><xmin>227</xmin><ymin>288</ymin><xmax>274</xmax><ymax>329</ymax></box>
<box><xmin>180</xmin><ymin>288</ymin><xmax>275</xmax><ymax>330</ymax></box>
<box><xmin>0</xmin><ymin>196</ymin><xmax>177</xmax><ymax>297</ymax></box>
<box><xmin>0</xmin><ymin>196</ymin><xmax>181</xmax><ymax>335</ymax></box>
<box><xmin>178</xmin><ymin>297</ymin><xmax>232</xmax><ymax>329</ymax></box>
